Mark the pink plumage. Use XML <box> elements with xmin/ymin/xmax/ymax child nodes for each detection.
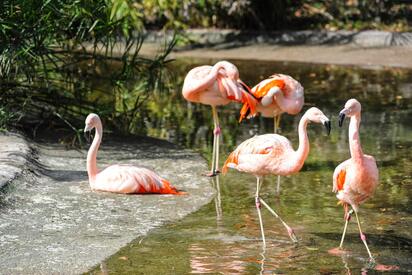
<box><xmin>182</xmin><ymin>60</ymin><xmax>257</xmax><ymax>176</ymax></box>
<box><xmin>332</xmin><ymin>98</ymin><xmax>378</xmax><ymax>261</ymax></box>
<box><xmin>84</xmin><ymin>113</ymin><xmax>182</xmax><ymax>195</ymax></box>
<box><xmin>223</xmin><ymin>107</ymin><xmax>331</xmax><ymax>245</ymax></box>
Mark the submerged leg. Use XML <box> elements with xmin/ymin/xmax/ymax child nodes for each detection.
<box><xmin>339</xmin><ymin>205</ymin><xmax>353</xmax><ymax>248</ymax></box>
<box><xmin>259</xmin><ymin>198</ymin><xmax>298</xmax><ymax>243</ymax></box>
<box><xmin>255</xmin><ymin>177</ymin><xmax>266</xmax><ymax>247</ymax></box>
<box><xmin>354</xmin><ymin>209</ymin><xmax>375</xmax><ymax>261</ymax></box>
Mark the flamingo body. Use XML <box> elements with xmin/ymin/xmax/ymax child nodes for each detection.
<box><xmin>224</xmin><ymin>134</ymin><xmax>298</xmax><ymax>177</ymax></box>
<box><xmin>93</xmin><ymin>165</ymin><xmax>179</xmax><ymax>194</ymax></box>
<box><xmin>241</xmin><ymin>74</ymin><xmax>304</xmax><ymax>119</ymax></box>
<box><xmin>333</xmin><ymin>155</ymin><xmax>378</xmax><ymax>211</ymax></box>
<box><xmin>84</xmin><ymin>113</ymin><xmax>181</xmax><ymax>195</ymax></box>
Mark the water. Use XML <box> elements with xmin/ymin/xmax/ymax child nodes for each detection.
<box><xmin>89</xmin><ymin>59</ymin><xmax>412</xmax><ymax>274</ymax></box>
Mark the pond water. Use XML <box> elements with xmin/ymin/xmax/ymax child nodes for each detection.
<box><xmin>89</xmin><ymin>59</ymin><xmax>412</xmax><ymax>274</ymax></box>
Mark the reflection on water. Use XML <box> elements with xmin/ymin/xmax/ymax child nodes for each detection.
<box><xmin>89</xmin><ymin>59</ymin><xmax>412</xmax><ymax>274</ymax></box>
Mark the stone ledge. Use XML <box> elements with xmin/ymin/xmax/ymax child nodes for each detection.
<box><xmin>0</xmin><ymin>132</ymin><xmax>31</xmax><ymax>189</ymax></box>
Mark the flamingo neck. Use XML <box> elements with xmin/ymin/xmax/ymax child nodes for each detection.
<box><xmin>87</xmin><ymin>123</ymin><xmax>102</xmax><ymax>185</ymax></box>
<box><xmin>290</xmin><ymin>115</ymin><xmax>310</xmax><ymax>172</ymax></box>
<box><xmin>349</xmin><ymin>112</ymin><xmax>364</xmax><ymax>161</ymax></box>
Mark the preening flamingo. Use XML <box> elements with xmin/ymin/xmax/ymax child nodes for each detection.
<box><xmin>84</xmin><ymin>113</ymin><xmax>182</xmax><ymax>194</ymax></box>
<box><xmin>240</xmin><ymin>74</ymin><xmax>304</xmax><ymax>133</ymax></box>
<box><xmin>333</xmin><ymin>99</ymin><xmax>378</xmax><ymax>261</ymax></box>
<box><xmin>223</xmin><ymin>107</ymin><xmax>331</xmax><ymax>245</ymax></box>
<box><xmin>182</xmin><ymin>60</ymin><xmax>257</xmax><ymax>176</ymax></box>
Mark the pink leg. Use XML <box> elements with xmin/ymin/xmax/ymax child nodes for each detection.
<box><xmin>255</xmin><ymin>177</ymin><xmax>266</xmax><ymax>246</ymax></box>
<box><xmin>354</xmin><ymin>210</ymin><xmax>375</xmax><ymax>262</ymax></box>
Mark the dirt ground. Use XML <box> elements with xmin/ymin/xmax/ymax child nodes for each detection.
<box><xmin>141</xmin><ymin>43</ymin><xmax>412</xmax><ymax>69</ymax></box>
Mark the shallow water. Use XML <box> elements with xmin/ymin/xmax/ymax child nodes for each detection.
<box><xmin>89</xmin><ymin>59</ymin><xmax>412</xmax><ymax>274</ymax></box>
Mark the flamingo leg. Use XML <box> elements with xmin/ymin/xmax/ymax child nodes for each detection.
<box><xmin>354</xmin><ymin>209</ymin><xmax>375</xmax><ymax>261</ymax></box>
<box><xmin>206</xmin><ymin>106</ymin><xmax>220</xmax><ymax>177</ymax></box>
<box><xmin>213</xmin><ymin>106</ymin><xmax>221</xmax><ymax>174</ymax></box>
<box><xmin>259</xmin><ymin>198</ymin><xmax>298</xmax><ymax>243</ymax></box>
<box><xmin>339</xmin><ymin>207</ymin><xmax>353</xmax><ymax>248</ymax></box>
<box><xmin>255</xmin><ymin>177</ymin><xmax>266</xmax><ymax>247</ymax></box>
<box><xmin>276</xmin><ymin>175</ymin><xmax>281</xmax><ymax>194</ymax></box>
<box><xmin>274</xmin><ymin>114</ymin><xmax>281</xmax><ymax>194</ymax></box>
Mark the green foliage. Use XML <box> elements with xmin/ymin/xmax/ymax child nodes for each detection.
<box><xmin>139</xmin><ymin>0</ymin><xmax>411</xmax><ymax>31</ymax></box>
<box><xmin>0</xmin><ymin>0</ymin><xmax>176</xmax><ymax>142</ymax></box>
<box><xmin>0</xmin><ymin>106</ymin><xmax>16</xmax><ymax>131</ymax></box>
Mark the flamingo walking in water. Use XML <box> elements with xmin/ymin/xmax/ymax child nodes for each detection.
<box><xmin>223</xmin><ymin>107</ymin><xmax>331</xmax><ymax>245</ymax></box>
<box><xmin>84</xmin><ymin>113</ymin><xmax>182</xmax><ymax>194</ymax></box>
<box><xmin>182</xmin><ymin>60</ymin><xmax>257</xmax><ymax>176</ymax></box>
<box><xmin>240</xmin><ymin>74</ymin><xmax>304</xmax><ymax>192</ymax></box>
<box><xmin>333</xmin><ymin>99</ymin><xmax>378</xmax><ymax>261</ymax></box>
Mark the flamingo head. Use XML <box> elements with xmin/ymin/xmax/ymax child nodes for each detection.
<box><xmin>215</xmin><ymin>60</ymin><xmax>239</xmax><ymax>80</ymax></box>
<box><xmin>339</xmin><ymin>99</ymin><xmax>361</xmax><ymax>127</ymax></box>
<box><xmin>84</xmin><ymin>113</ymin><xmax>101</xmax><ymax>132</ymax></box>
<box><xmin>305</xmin><ymin>107</ymin><xmax>331</xmax><ymax>135</ymax></box>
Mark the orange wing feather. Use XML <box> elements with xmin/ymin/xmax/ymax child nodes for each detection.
<box><xmin>336</xmin><ymin>169</ymin><xmax>346</xmax><ymax>191</ymax></box>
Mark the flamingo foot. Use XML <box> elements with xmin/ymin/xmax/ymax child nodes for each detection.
<box><xmin>214</xmin><ymin>126</ymin><xmax>221</xmax><ymax>136</ymax></box>
<box><xmin>286</xmin><ymin>225</ymin><xmax>298</xmax><ymax>243</ymax></box>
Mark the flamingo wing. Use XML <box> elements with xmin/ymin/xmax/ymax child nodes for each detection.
<box><xmin>223</xmin><ymin>134</ymin><xmax>291</xmax><ymax>174</ymax></box>
<box><xmin>333</xmin><ymin>160</ymin><xmax>349</xmax><ymax>193</ymax></box>
<box><xmin>95</xmin><ymin>165</ymin><xmax>181</xmax><ymax>194</ymax></box>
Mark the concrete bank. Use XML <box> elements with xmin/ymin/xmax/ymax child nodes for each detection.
<box><xmin>141</xmin><ymin>29</ymin><xmax>412</xmax><ymax>69</ymax></box>
<box><xmin>0</xmin><ymin>133</ymin><xmax>214</xmax><ymax>274</ymax></box>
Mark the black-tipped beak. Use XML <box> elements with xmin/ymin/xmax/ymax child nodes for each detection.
<box><xmin>338</xmin><ymin>113</ymin><xmax>346</xmax><ymax>127</ymax></box>
<box><xmin>323</xmin><ymin>120</ymin><xmax>331</xmax><ymax>135</ymax></box>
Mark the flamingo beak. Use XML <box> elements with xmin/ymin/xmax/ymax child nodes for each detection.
<box><xmin>323</xmin><ymin>120</ymin><xmax>331</xmax><ymax>135</ymax></box>
<box><xmin>84</xmin><ymin>125</ymin><xmax>92</xmax><ymax>143</ymax></box>
<box><xmin>338</xmin><ymin>112</ymin><xmax>346</xmax><ymax>127</ymax></box>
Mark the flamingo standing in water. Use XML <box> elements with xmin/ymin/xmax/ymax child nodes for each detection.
<box><xmin>240</xmin><ymin>74</ymin><xmax>304</xmax><ymax>192</ymax></box>
<box><xmin>332</xmin><ymin>99</ymin><xmax>378</xmax><ymax>261</ymax></box>
<box><xmin>84</xmin><ymin>113</ymin><xmax>182</xmax><ymax>194</ymax></box>
<box><xmin>223</xmin><ymin>107</ymin><xmax>331</xmax><ymax>245</ymax></box>
<box><xmin>182</xmin><ymin>60</ymin><xmax>257</xmax><ymax>177</ymax></box>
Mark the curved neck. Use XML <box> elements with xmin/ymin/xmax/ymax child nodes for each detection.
<box><xmin>183</xmin><ymin>63</ymin><xmax>221</xmax><ymax>96</ymax></box>
<box><xmin>349</xmin><ymin>113</ymin><xmax>363</xmax><ymax>160</ymax></box>
<box><xmin>87</xmin><ymin>123</ymin><xmax>102</xmax><ymax>184</ymax></box>
<box><xmin>290</xmin><ymin>115</ymin><xmax>310</xmax><ymax>172</ymax></box>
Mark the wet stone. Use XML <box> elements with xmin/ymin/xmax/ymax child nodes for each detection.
<box><xmin>0</xmin><ymin>133</ymin><xmax>214</xmax><ymax>274</ymax></box>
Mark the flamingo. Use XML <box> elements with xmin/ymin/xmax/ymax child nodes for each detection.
<box><xmin>182</xmin><ymin>60</ymin><xmax>257</xmax><ymax>177</ymax></box>
<box><xmin>84</xmin><ymin>113</ymin><xmax>182</xmax><ymax>194</ymax></box>
<box><xmin>240</xmin><ymin>74</ymin><xmax>304</xmax><ymax>132</ymax></box>
<box><xmin>223</xmin><ymin>107</ymin><xmax>331</xmax><ymax>245</ymax></box>
<box><xmin>332</xmin><ymin>99</ymin><xmax>379</xmax><ymax>261</ymax></box>
<box><xmin>240</xmin><ymin>74</ymin><xmax>304</xmax><ymax>193</ymax></box>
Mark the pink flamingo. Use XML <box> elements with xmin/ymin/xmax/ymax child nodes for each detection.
<box><xmin>84</xmin><ymin>113</ymin><xmax>182</xmax><ymax>194</ymax></box>
<box><xmin>333</xmin><ymin>99</ymin><xmax>379</xmax><ymax>261</ymax></box>
<box><xmin>182</xmin><ymin>60</ymin><xmax>257</xmax><ymax>176</ymax></box>
<box><xmin>223</xmin><ymin>107</ymin><xmax>331</xmax><ymax>245</ymax></box>
<box><xmin>240</xmin><ymin>74</ymin><xmax>304</xmax><ymax>132</ymax></box>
